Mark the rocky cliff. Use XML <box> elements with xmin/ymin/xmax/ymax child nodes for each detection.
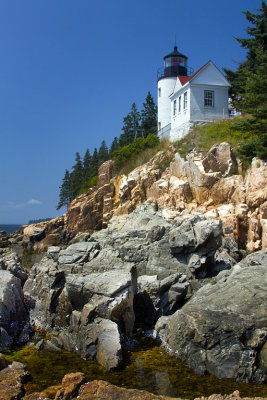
<box><xmin>0</xmin><ymin>141</ymin><xmax>266</xmax><ymax>391</ymax></box>
<box><xmin>63</xmin><ymin>142</ymin><xmax>266</xmax><ymax>252</ymax></box>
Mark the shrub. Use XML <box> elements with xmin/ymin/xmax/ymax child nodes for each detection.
<box><xmin>78</xmin><ymin>175</ymin><xmax>98</xmax><ymax>195</ymax></box>
<box><xmin>111</xmin><ymin>134</ymin><xmax>160</xmax><ymax>170</ymax></box>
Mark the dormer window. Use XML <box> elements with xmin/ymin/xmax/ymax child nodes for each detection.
<box><xmin>204</xmin><ymin>90</ymin><xmax>214</xmax><ymax>107</ymax></box>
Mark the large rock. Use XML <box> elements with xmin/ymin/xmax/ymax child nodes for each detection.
<box><xmin>58</xmin><ymin>242</ymin><xmax>100</xmax><ymax>265</ymax></box>
<box><xmin>202</xmin><ymin>142</ymin><xmax>238</xmax><ymax>176</ymax></box>
<box><xmin>23</xmin><ymin>257</ymin><xmax>136</xmax><ymax>366</ymax></box>
<box><xmin>0</xmin><ymin>270</ymin><xmax>27</xmax><ymax>351</ymax></box>
<box><xmin>135</xmin><ymin>273</ymin><xmax>189</xmax><ymax>325</ymax></box>
<box><xmin>0</xmin><ymin>250</ymin><xmax>28</xmax><ymax>284</ymax></box>
<box><xmin>55</xmin><ymin>372</ymin><xmax>86</xmax><ymax>400</ymax></box>
<box><xmin>73</xmin><ymin>379</ymin><xmax>182</xmax><ymax>400</ymax></box>
<box><xmin>210</xmin><ymin>175</ymin><xmax>246</xmax><ymax>205</ymax></box>
<box><xmin>0</xmin><ymin>362</ymin><xmax>30</xmax><ymax>400</ymax></box>
<box><xmin>245</xmin><ymin>159</ymin><xmax>267</xmax><ymax>208</ymax></box>
<box><xmin>96</xmin><ymin>319</ymin><xmax>122</xmax><ymax>370</ymax></box>
<box><xmin>157</xmin><ymin>251</ymin><xmax>267</xmax><ymax>383</ymax></box>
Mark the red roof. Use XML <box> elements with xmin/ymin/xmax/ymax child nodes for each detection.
<box><xmin>178</xmin><ymin>61</ymin><xmax>210</xmax><ymax>86</ymax></box>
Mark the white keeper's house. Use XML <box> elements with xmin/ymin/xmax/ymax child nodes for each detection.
<box><xmin>157</xmin><ymin>46</ymin><xmax>231</xmax><ymax>142</ymax></box>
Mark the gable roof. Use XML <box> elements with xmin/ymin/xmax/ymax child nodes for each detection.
<box><xmin>177</xmin><ymin>60</ymin><xmax>230</xmax><ymax>87</ymax></box>
<box><xmin>177</xmin><ymin>61</ymin><xmax>210</xmax><ymax>86</ymax></box>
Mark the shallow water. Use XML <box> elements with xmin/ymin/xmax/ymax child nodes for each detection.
<box><xmin>0</xmin><ymin>224</ymin><xmax>21</xmax><ymax>234</ymax></box>
<box><xmin>4</xmin><ymin>336</ymin><xmax>267</xmax><ymax>399</ymax></box>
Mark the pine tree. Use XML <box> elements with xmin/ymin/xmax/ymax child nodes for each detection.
<box><xmin>119</xmin><ymin>103</ymin><xmax>141</xmax><ymax>146</ymax></box>
<box><xmin>140</xmin><ymin>92</ymin><xmax>157</xmax><ymax>138</ymax></box>
<box><xmin>57</xmin><ymin>170</ymin><xmax>71</xmax><ymax>210</ymax></box>
<box><xmin>70</xmin><ymin>152</ymin><xmax>84</xmax><ymax>199</ymax></box>
<box><xmin>224</xmin><ymin>1</ymin><xmax>267</xmax><ymax>161</ymax></box>
<box><xmin>110</xmin><ymin>136</ymin><xmax>119</xmax><ymax>154</ymax></box>
<box><xmin>90</xmin><ymin>148</ymin><xmax>99</xmax><ymax>177</ymax></box>
<box><xmin>224</xmin><ymin>1</ymin><xmax>267</xmax><ymax>110</ymax></box>
<box><xmin>83</xmin><ymin>148</ymin><xmax>92</xmax><ymax>181</ymax></box>
<box><xmin>98</xmin><ymin>140</ymin><xmax>109</xmax><ymax>166</ymax></box>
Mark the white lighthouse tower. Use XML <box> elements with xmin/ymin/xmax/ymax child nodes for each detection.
<box><xmin>157</xmin><ymin>46</ymin><xmax>189</xmax><ymax>138</ymax></box>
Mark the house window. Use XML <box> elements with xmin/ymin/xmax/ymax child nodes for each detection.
<box><xmin>173</xmin><ymin>100</ymin><xmax>177</xmax><ymax>116</ymax></box>
<box><xmin>183</xmin><ymin>91</ymin><xmax>188</xmax><ymax>109</ymax></box>
<box><xmin>178</xmin><ymin>96</ymin><xmax>181</xmax><ymax>113</ymax></box>
<box><xmin>158</xmin><ymin>87</ymin><xmax>161</xmax><ymax>97</ymax></box>
<box><xmin>158</xmin><ymin>121</ymin><xmax>161</xmax><ymax>130</ymax></box>
<box><xmin>204</xmin><ymin>90</ymin><xmax>214</xmax><ymax>107</ymax></box>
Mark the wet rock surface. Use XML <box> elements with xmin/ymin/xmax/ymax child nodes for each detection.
<box><xmin>156</xmin><ymin>250</ymin><xmax>267</xmax><ymax>384</ymax></box>
<box><xmin>4</xmin><ymin>371</ymin><xmax>266</xmax><ymax>400</ymax></box>
<box><xmin>0</xmin><ymin>361</ymin><xmax>30</xmax><ymax>400</ymax></box>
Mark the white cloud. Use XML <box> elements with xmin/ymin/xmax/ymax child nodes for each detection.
<box><xmin>8</xmin><ymin>201</ymin><xmax>25</xmax><ymax>209</ymax></box>
<box><xmin>27</xmin><ymin>199</ymin><xmax>42</xmax><ymax>205</ymax></box>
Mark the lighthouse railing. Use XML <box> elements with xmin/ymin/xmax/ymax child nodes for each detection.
<box><xmin>157</xmin><ymin>123</ymin><xmax>171</xmax><ymax>140</ymax></box>
<box><xmin>157</xmin><ymin>66</ymin><xmax>194</xmax><ymax>80</ymax></box>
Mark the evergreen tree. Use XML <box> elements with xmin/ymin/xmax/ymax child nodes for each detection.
<box><xmin>140</xmin><ymin>92</ymin><xmax>157</xmax><ymax>138</ymax></box>
<box><xmin>110</xmin><ymin>136</ymin><xmax>119</xmax><ymax>154</ymax></box>
<box><xmin>224</xmin><ymin>1</ymin><xmax>267</xmax><ymax>111</ymax></box>
<box><xmin>57</xmin><ymin>169</ymin><xmax>71</xmax><ymax>210</ymax></box>
<box><xmin>119</xmin><ymin>103</ymin><xmax>141</xmax><ymax>146</ymax></box>
<box><xmin>224</xmin><ymin>1</ymin><xmax>267</xmax><ymax>161</ymax></box>
<box><xmin>70</xmin><ymin>152</ymin><xmax>84</xmax><ymax>199</ymax></box>
<box><xmin>83</xmin><ymin>148</ymin><xmax>92</xmax><ymax>181</ymax></box>
<box><xmin>90</xmin><ymin>148</ymin><xmax>99</xmax><ymax>177</ymax></box>
<box><xmin>98</xmin><ymin>140</ymin><xmax>109</xmax><ymax>166</ymax></box>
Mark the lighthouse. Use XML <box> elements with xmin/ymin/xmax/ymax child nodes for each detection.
<box><xmin>157</xmin><ymin>46</ymin><xmax>230</xmax><ymax>142</ymax></box>
<box><xmin>157</xmin><ymin>46</ymin><xmax>190</xmax><ymax>137</ymax></box>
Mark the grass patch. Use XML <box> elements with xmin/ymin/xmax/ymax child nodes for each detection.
<box><xmin>174</xmin><ymin>116</ymin><xmax>257</xmax><ymax>160</ymax></box>
<box><xmin>118</xmin><ymin>138</ymin><xmax>171</xmax><ymax>176</ymax></box>
<box><xmin>78</xmin><ymin>175</ymin><xmax>98</xmax><ymax>195</ymax></box>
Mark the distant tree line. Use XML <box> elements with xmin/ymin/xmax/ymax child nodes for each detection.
<box><xmin>28</xmin><ymin>218</ymin><xmax>52</xmax><ymax>224</ymax></box>
<box><xmin>57</xmin><ymin>92</ymin><xmax>157</xmax><ymax>210</ymax></box>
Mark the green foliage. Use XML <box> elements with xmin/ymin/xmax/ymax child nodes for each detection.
<box><xmin>119</xmin><ymin>102</ymin><xmax>141</xmax><ymax>147</ymax></box>
<box><xmin>57</xmin><ymin>170</ymin><xmax>72</xmax><ymax>210</ymax></box>
<box><xmin>69</xmin><ymin>152</ymin><xmax>84</xmax><ymax>199</ymax></box>
<box><xmin>140</xmin><ymin>91</ymin><xmax>157</xmax><ymax>138</ymax></box>
<box><xmin>224</xmin><ymin>1</ymin><xmax>267</xmax><ymax>161</ymax></box>
<box><xmin>83</xmin><ymin>149</ymin><xmax>92</xmax><ymax>181</ymax></box>
<box><xmin>174</xmin><ymin>117</ymin><xmax>254</xmax><ymax>157</ymax></box>
<box><xmin>98</xmin><ymin>140</ymin><xmax>109</xmax><ymax>165</ymax></box>
<box><xmin>57</xmin><ymin>92</ymin><xmax>158</xmax><ymax>208</ymax></box>
<box><xmin>90</xmin><ymin>148</ymin><xmax>99</xmax><ymax>178</ymax></box>
<box><xmin>118</xmin><ymin>93</ymin><xmax>157</xmax><ymax>146</ymax></box>
<box><xmin>78</xmin><ymin>175</ymin><xmax>98</xmax><ymax>195</ymax></box>
<box><xmin>110</xmin><ymin>136</ymin><xmax>119</xmax><ymax>153</ymax></box>
<box><xmin>111</xmin><ymin>134</ymin><xmax>159</xmax><ymax>169</ymax></box>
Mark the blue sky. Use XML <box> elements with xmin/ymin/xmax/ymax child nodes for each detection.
<box><xmin>0</xmin><ymin>0</ymin><xmax>260</xmax><ymax>224</ymax></box>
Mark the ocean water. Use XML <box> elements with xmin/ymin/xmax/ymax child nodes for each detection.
<box><xmin>0</xmin><ymin>224</ymin><xmax>21</xmax><ymax>234</ymax></box>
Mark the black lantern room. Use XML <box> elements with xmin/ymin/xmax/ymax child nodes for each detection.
<box><xmin>157</xmin><ymin>46</ymin><xmax>190</xmax><ymax>80</ymax></box>
<box><xmin>163</xmin><ymin>45</ymin><xmax>188</xmax><ymax>77</ymax></box>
